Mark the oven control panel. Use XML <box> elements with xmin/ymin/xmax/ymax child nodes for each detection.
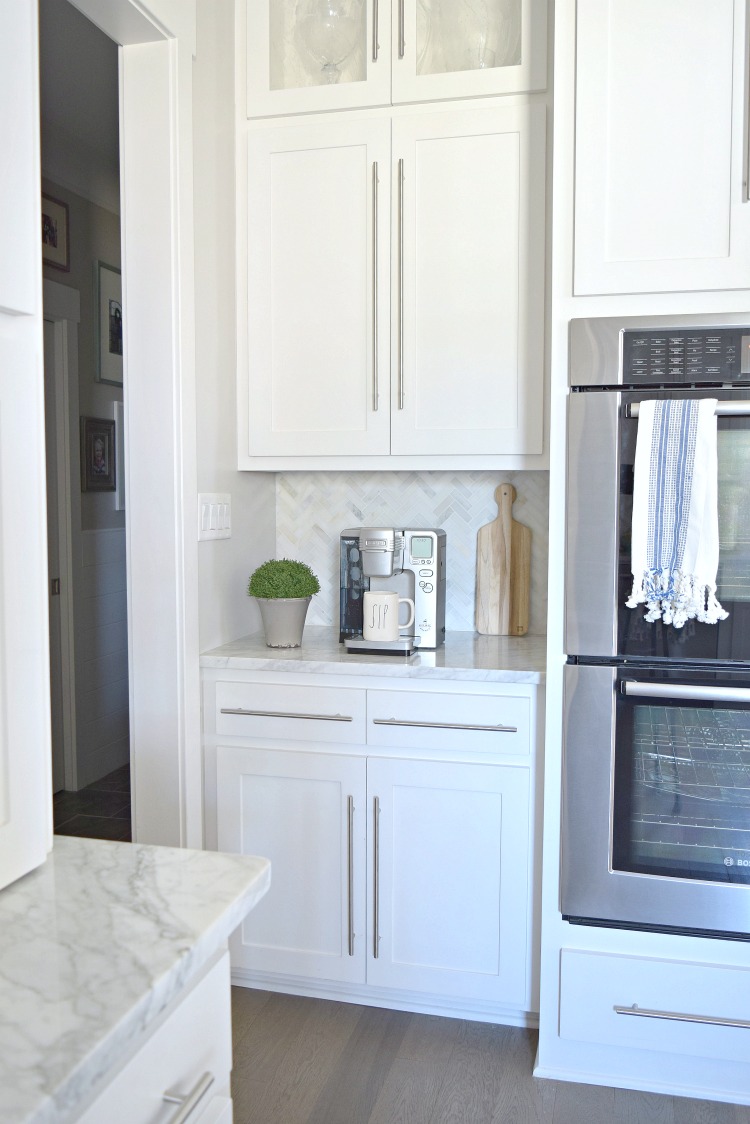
<box><xmin>622</xmin><ymin>328</ymin><xmax>750</xmax><ymax>385</ymax></box>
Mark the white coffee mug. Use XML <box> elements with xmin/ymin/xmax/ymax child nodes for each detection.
<box><xmin>362</xmin><ymin>590</ymin><xmax>415</xmax><ymax>642</ymax></box>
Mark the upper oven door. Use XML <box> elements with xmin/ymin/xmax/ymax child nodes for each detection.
<box><xmin>566</xmin><ymin>388</ymin><xmax>750</xmax><ymax>663</ymax></box>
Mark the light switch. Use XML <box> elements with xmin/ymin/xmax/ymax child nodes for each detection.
<box><xmin>198</xmin><ymin>493</ymin><xmax>231</xmax><ymax>540</ymax></box>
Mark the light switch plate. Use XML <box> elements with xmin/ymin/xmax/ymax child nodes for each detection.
<box><xmin>198</xmin><ymin>493</ymin><xmax>231</xmax><ymax>540</ymax></box>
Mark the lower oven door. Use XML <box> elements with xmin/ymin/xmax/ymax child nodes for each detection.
<box><xmin>561</xmin><ymin>662</ymin><xmax>750</xmax><ymax>938</ymax></box>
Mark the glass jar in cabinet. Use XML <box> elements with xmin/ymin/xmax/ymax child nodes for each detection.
<box><xmin>244</xmin><ymin>0</ymin><xmax>548</xmax><ymax>118</ymax></box>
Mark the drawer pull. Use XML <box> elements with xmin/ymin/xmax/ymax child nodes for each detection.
<box><xmin>373</xmin><ymin>718</ymin><xmax>518</xmax><ymax>734</ymax></box>
<box><xmin>614</xmin><ymin>1004</ymin><xmax>750</xmax><ymax>1031</ymax></box>
<box><xmin>221</xmin><ymin>708</ymin><xmax>353</xmax><ymax>723</ymax></box>
<box><xmin>163</xmin><ymin>1071</ymin><xmax>214</xmax><ymax>1122</ymax></box>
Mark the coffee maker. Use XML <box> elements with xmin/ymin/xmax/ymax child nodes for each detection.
<box><xmin>340</xmin><ymin>527</ymin><xmax>446</xmax><ymax>653</ymax></box>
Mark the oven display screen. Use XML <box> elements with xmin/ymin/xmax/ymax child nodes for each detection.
<box><xmin>410</xmin><ymin>536</ymin><xmax>433</xmax><ymax>559</ymax></box>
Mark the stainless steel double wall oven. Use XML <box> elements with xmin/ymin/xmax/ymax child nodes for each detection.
<box><xmin>562</xmin><ymin>314</ymin><xmax>750</xmax><ymax>940</ymax></box>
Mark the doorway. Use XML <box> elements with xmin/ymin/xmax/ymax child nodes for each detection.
<box><xmin>40</xmin><ymin>0</ymin><xmax>132</xmax><ymax>842</ymax></box>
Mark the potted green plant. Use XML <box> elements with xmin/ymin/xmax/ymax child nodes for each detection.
<box><xmin>247</xmin><ymin>558</ymin><xmax>320</xmax><ymax>648</ymax></box>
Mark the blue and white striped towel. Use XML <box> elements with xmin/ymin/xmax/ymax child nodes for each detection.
<box><xmin>626</xmin><ymin>398</ymin><xmax>728</xmax><ymax>628</ymax></box>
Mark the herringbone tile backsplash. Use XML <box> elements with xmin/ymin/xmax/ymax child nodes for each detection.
<box><xmin>276</xmin><ymin>471</ymin><xmax>549</xmax><ymax>634</ymax></box>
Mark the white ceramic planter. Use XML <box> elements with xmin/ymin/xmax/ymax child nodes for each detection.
<box><xmin>254</xmin><ymin>596</ymin><xmax>312</xmax><ymax>648</ymax></box>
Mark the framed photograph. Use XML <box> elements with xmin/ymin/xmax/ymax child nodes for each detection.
<box><xmin>41</xmin><ymin>193</ymin><xmax>70</xmax><ymax>272</ymax></box>
<box><xmin>95</xmin><ymin>261</ymin><xmax>123</xmax><ymax>386</ymax></box>
<box><xmin>80</xmin><ymin>417</ymin><xmax>116</xmax><ymax>492</ymax></box>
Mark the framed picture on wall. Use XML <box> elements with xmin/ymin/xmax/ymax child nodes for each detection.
<box><xmin>81</xmin><ymin>416</ymin><xmax>116</xmax><ymax>492</ymax></box>
<box><xmin>95</xmin><ymin>260</ymin><xmax>123</xmax><ymax>386</ymax></box>
<box><xmin>41</xmin><ymin>193</ymin><xmax>70</xmax><ymax>272</ymax></box>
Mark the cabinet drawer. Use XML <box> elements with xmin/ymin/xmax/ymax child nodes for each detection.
<box><xmin>560</xmin><ymin>948</ymin><xmax>750</xmax><ymax>1064</ymax></box>
<box><xmin>77</xmin><ymin>953</ymin><xmax>231</xmax><ymax>1124</ymax></box>
<box><xmin>367</xmin><ymin>689</ymin><xmax>530</xmax><ymax>755</ymax></box>
<box><xmin>215</xmin><ymin>681</ymin><xmax>366</xmax><ymax>743</ymax></box>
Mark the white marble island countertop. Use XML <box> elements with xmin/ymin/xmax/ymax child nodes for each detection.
<box><xmin>201</xmin><ymin>626</ymin><xmax>547</xmax><ymax>684</ymax></box>
<box><xmin>0</xmin><ymin>835</ymin><xmax>270</xmax><ymax>1124</ymax></box>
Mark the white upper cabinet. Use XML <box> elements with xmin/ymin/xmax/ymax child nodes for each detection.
<box><xmin>239</xmin><ymin>102</ymin><xmax>546</xmax><ymax>467</ymax></box>
<box><xmin>391</xmin><ymin>102</ymin><xmax>545</xmax><ymax>456</ymax></box>
<box><xmin>243</xmin><ymin>116</ymin><xmax>392</xmax><ymax>459</ymax></box>
<box><xmin>245</xmin><ymin>0</ymin><xmax>547</xmax><ymax>118</ymax></box>
<box><xmin>574</xmin><ymin>0</ymin><xmax>750</xmax><ymax>295</ymax></box>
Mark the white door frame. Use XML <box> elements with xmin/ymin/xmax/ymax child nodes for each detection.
<box><xmin>65</xmin><ymin>0</ymin><xmax>201</xmax><ymax>846</ymax></box>
<box><xmin>43</xmin><ymin>279</ymin><xmax>80</xmax><ymax>793</ymax></box>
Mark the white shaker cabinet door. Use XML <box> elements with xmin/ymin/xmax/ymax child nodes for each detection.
<box><xmin>574</xmin><ymin>0</ymin><xmax>750</xmax><ymax>295</ymax></box>
<box><xmin>242</xmin><ymin>118</ymin><xmax>391</xmax><ymax>461</ymax></box>
<box><xmin>217</xmin><ymin>746</ymin><xmax>368</xmax><ymax>983</ymax></box>
<box><xmin>367</xmin><ymin>757</ymin><xmax>532</xmax><ymax>1006</ymax></box>
<box><xmin>390</xmin><ymin>103</ymin><xmax>546</xmax><ymax>456</ymax></box>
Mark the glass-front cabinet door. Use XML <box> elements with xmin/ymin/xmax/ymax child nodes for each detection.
<box><xmin>392</xmin><ymin>0</ymin><xmax>547</xmax><ymax>105</ymax></box>
<box><xmin>245</xmin><ymin>0</ymin><xmax>547</xmax><ymax>118</ymax></box>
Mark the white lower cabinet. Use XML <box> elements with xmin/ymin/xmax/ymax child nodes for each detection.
<box><xmin>77</xmin><ymin>953</ymin><xmax>233</xmax><ymax>1124</ymax></box>
<box><xmin>217</xmin><ymin>746</ymin><xmax>367</xmax><ymax>983</ymax></box>
<box><xmin>211</xmin><ymin>676</ymin><xmax>539</xmax><ymax>1020</ymax></box>
<box><xmin>368</xmin><ymin>757</ymin><xmax>530</xmax><ymax>1005</ymax></box>
<box><xmin>559</xmin><ymin>948</ymin><xmax>750</xmax><ymax>1066</ymax></box>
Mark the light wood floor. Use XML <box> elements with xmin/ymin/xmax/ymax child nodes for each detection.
<box><xmin>231</xmin><ymin>988</ymin><xmax>750</xmax><ymax>1124</ymax></box>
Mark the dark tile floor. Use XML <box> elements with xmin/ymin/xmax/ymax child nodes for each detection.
<box><xmin>53</xmin><ymin>764</ymin><xmax>132</xmax><ymax>842</ymax></box>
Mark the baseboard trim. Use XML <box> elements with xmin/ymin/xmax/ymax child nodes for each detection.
<box><xmin>230</xmin><ymin>967</ymin><xmax>538</xmax><ymax>1028</ymax></box>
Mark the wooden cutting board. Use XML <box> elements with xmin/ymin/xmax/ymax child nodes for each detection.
<box><xmin>475</xmin><ymin>483</ymin><xmax>531</xmax><ymax>636</ymax></box>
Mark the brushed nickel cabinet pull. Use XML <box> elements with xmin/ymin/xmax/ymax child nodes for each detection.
<box><xmin>373</xmin><ymin>795</ymin><xmax>380</xmax><ymax>959</ymax></box>
<box><xmin>372</xmin><ymin>160</ymin><xmax>379</xmax><ymax>411</ymax></box>
<box><xmin>347</xmin><ymin>795</ymin><xmax>355</xmax><ymax>956</ymax></box>
<box><xmin>614</xmin><ymin>1004</ymin><xmax>750</xmax><ymax>1031</ymax></box>
<box><xmin>220</xmin><ymin>708</ymin><xmax>353</xmax><ymax>723</ymax></box>
<box><xmin>373</xmin><ymin>717</ymin><xmax>518</xmax><ymax>733</ymax></box>
<box><xmin>398</xmin><ymin>157</ymin><xmax>405</xmax><ymax>409</ymax></box>
<box><xmin>372</xmin><ymin>0</ymin><xmax>379</xmax><ymax>61</ymax></box>
<box><xmin>398</xmin><ymin>0</ymin><xmax>405</xmax><ymax>57</ymax></box>
<box><xmin>163</xmin><ymin>1072</ymin><xmax>215</xmax><ymax>1123</ymax></box>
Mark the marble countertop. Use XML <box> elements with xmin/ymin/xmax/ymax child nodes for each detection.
<box><xmin>201</xmin><ymin>627</ymin><xmax>547</xmax><ymax>684</ymax></box>
<box><xmin>0</xmin><ymin>836</ymin><xmax>270</xmax><ymax>1124</ymax></box>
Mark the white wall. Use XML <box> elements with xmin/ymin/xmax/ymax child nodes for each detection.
<box><xmin>193</xmin><ymin>0</ymin><xmax>275</xmax><ymax>652</ymax></box>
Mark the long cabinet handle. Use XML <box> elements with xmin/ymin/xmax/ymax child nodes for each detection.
<box><xmin>628</xmin><ymin>401</ymin><xmax>750</xmax><ymax>418</ymax></box>
<box><xmin>372</xmin><ymin>161</ymin><xmax>379</xmax><ymax>412</ymax></box>
<box><xmin>398</xmin><ymin>0</ymin><xmax>405</xmax><ymax>57</ymax></box>
<box><xmin>163</xmin><ymin>1072</ymin><xmax>215</xmax><ymax>1123</ymax></box>
<box><xmin>621</xmin><ymin>681</ymin><xmax>750</xmax><ymax>705</ymax></box>
<box><xmin>373</xmin><ymin>717</ymin><xmax>518</xmax><ymax>733</ymax></box>
<box><xmin>614</xmin><ymin>1004</ymin><xmax>750</xmax><ymax>1031</ymax></box>
<box><xmin>372</xmin><ymin>0</ymin><xmax>379</xmax><ymax>61</ymax></box>
<box><xmin>220</xmin><ymin>708</ymin><xmax>353</xmax><ymax>722</ymax></box>
<box><xmin>347</xmin><ymin>795</ymin><xmax>355</xmax><ymax>956</ymax></box>
<box><xmin>398</xmin><ymin>157</ymin><xmax>405</xmax><ymax>409</ymax></box>
<box><xmin>373</xmin><ymin>795</ymin><xmax>380</xmax><ymax>959</ymax></box>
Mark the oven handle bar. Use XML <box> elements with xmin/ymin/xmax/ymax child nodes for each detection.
<box><xmin>614</xmin><ymin>1004</ymin><xmax>750</xmax><ymax>1031</ymax></box>
<box><xmin>622</xmin><ymin>681</ymin><xmax>750</xmax><ymax>704</ymax></box>
<box><xmin>627</xmin><ymin>401</ymin><xmax>750</xmax><ymax>418</ymax></box>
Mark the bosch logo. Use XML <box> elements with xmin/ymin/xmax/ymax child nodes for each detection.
<box><xmin>725</xmin><ymin>857</ymin><xmax>734</xmax><ymax>866</ymax></box>
<box><xmin>724</xmin><ymin>857</ymin><xmax>750</xmax><ymax>867</ymax></box>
